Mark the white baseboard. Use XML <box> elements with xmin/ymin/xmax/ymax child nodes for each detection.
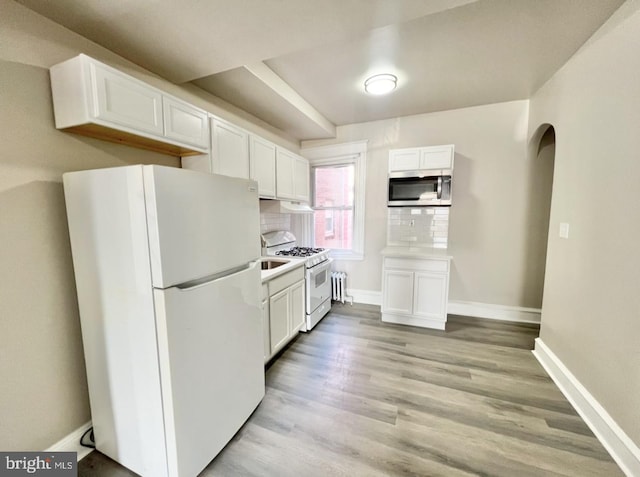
<box><xmin>533</xmin><ymin>338</ymin><xmax>640</xmax><ymax>477</ymax></box>
<box><xmin>45</xmin><ymin>420</ymin><xmax>94</xmax><ymax>462</ymax></box>
<box><xmin>448</xmin><ymin>300</ymin><xmax>541</xmax><ymax>324</ymax></box>
<box><xmin>347</xmin><ymin>294</ymin><xmax>541</xmax><ymax>325</ymax></box>
<box><xmin>347</xmin><ymin>288</ymin><xmax>381</xmax><ymax>306</ymax></box>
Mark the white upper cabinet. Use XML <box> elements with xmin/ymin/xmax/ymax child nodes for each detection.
<box><xmin>276</xmin><ymin>148</ymin><xmax>309</xmax><ymax>202</ymax></box>
<box><xmin>420</xmin><ymin>145</ymin><xmax>454</xmax><ymax>170</ymax></box>
<box><xmin>389</xmin><ymin>145</ymin><xmax>454</xmax><ymax>172</ymax></box>
<box><xmin>249</xmin><ymin>135</ymin><xmax>276</xmax><ymax>198</ymax></box>
<box><xmin>182</xmin><ymin>121</ymin><xmax>309</xmax><ymax>203</ymax></box>
<box><xmin>92</xmin><ymin>61</ymin><xmax>164</xmax><ymax>136</ymax></box>
<box><xmin>211</xmin><ymin>118</ymin><xmax>249</xmax><ymax>179</ymax></box>
<box><xmin>276</xmin><ymin>147</ymin><xmax>296</xmax><ymax>200</ymax></box>
<box><xmin>293</xmin><ymin>156</ymin><xmax>310</xmax><ymax>203</ymax></box>
<box><xmin>162</xmin><ymin>96</ymin><xmax>209</xmax><ymax>150</ymax></box>
<box><xmin>49</xmin><ymin>54</ymin><xmax>209</xmax><ymax>157</ymax></box>
<box><xmin>389</xmin><ymin>148</ymin><xmax>420</xmax><ymax>172</ymax></box>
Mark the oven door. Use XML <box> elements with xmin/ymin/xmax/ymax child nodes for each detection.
<box><xmin>305</xmin><ymin>259</ymin><xmax>333</xmax><ymax>313</ymax></box>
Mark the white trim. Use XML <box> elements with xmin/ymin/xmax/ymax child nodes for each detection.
<box><xmin>302</xmin><ymin>141</ymin><xmax>367</xmax><ymax>259</ymax></box>
<box><xmin>447</xmin><ymin>300</ymin><xmax>541</xmax><ymax>324</ymax></box>
<box><xmin>347</xmin><ymin>288</ymin><xmax>382</xmax><ymax>306</ymax></box>
<box><xmin>301</xmin><ymin>140</ymin><xmax>368</xmax><ymax>159</ymax></box>
<box><xmin>44</xmin><ymin>420</ymin><xmax>94</xmax><ymax>462</ymax></box>
<box><xmin>342</xmin><ymin>294</ymin><xmax>541</xmax><ymax>322</ymax></box>
<box><xmin>533</xmin><ymin>339</ymin><xmax>640</xmax><ymax>477</ymax></box>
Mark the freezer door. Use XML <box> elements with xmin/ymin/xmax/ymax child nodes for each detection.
<box><xmin>143</xmin><ymin>165</ymin><xmax>261</xmax><ymax>288</ymax></box>
<box><xmin>153</xmin><ymin>262</ymin><xmax>265</xmax><ymax>477</ymax></box>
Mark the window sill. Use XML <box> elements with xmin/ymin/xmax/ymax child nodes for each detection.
<box><xmin>328</xmin><ymin>251</ymin><xmax>364</xmax><ymax>261</ymax></box>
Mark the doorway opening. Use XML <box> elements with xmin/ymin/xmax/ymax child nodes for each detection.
<box><xmin>527</xmin><ymin>124</ymin><xmax>556</xmax><ymax>336</ymax></box>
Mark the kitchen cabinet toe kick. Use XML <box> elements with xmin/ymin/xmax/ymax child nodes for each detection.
<box><xmin>381</xmin><ymin>312</ymin><xmax>446</xmax><ymax>331</ymax></box>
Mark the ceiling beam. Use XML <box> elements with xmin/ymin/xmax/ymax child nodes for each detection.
<box><xmin>244</xmin><ymin>62</ymin><xmax>336</xmax><ymax>138</ymax></box>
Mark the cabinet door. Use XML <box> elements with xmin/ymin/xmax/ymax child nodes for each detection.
<box><xmin>262</xmin><ymin>299</ymin><xmax>270</xmax><ymax>363</ymax></box>
<box><xmin>381</xmin><ymin>270</ymin><xmax>414</xmax><ymax>315</ymax></box>
<box><xmin>212</xmin><ymin>118</ymin><xmax>249</xmax><ymax>179</ymax></box>
<box><xmin>163</xmin><ymin>96</ymin><xmax>209</xmax><ymax>150</ymax></box>
<box><xmin>289</xmin><ymin>280</ymin><xmax>305</xmax><ymax>334</ymax></box>
<box><xmin>276</xmin><ymin>148</ymin><xmax>296</xmax><ymax>200</ymax></box>
<box><xmin>419</xmin><ymin>145</ymin><xmax>454</xmax><ymax>170</ymax></box>
<box><xmin>249</xmin><ymin>135</ymin><xmax>276</xmax><ymax>198</ymax></box>
<box><xmin>293</xmin><ymin>156</ymin><xmax>310</xmax><ymax>202</ymax></box>
<box><xmin>413</xmin><ymin>272</ymin><xmax>448</xmax><ymax>321</ymax></box>
<box><xmin>389</xmin><ymin>149</ymin><xmax>420</xmax><ymax>172</ymax></box>
<box><xmin>91</xmin><ymin>62</ymin><xmax>164</xmax><ymax>136</ymax></box>
<box><xmin>269</xmin><ymin>288</ymin><xmax>290</xmax><ymax>354</ymax></box>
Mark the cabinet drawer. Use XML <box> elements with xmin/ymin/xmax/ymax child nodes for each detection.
<box><xmin>384</xmin><ymin>257</ymin><xmax>449</xmax><ymax>273</ymax></box>
<box><xmin>268</xmin><ymin>266</ymin><xmax>304</xmax><ymax>295</ymax></box>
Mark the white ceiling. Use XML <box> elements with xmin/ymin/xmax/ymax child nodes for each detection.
<box><xmin>17</xmin><ymin>0</ymin><xmax>624</xmax><ymax>141</ymax></box>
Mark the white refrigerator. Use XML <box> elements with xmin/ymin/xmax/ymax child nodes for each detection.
<box><xmin>63</xmin><ymin>165</ymin><xmax>265</xmax><ymax>477</ymax></box>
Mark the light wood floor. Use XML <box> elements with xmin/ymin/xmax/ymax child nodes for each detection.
<box><xmin>79</xmin><ymin>304</ymin><xmax>623</xmax><ymax>476</ymax></box>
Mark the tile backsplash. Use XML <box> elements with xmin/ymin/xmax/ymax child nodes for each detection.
<box><xmin>260</xmin><ymin>212</ymin><xmax>291</xmax><ymax>234</ymax></box>
<box><xmin>387</xmin><ymin>207</ymin><xmax>449</xmax><ymax>248</ymax></box>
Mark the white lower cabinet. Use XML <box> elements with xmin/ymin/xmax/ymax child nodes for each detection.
<box><xmin>263</xmin><ymin>265</ymin><xmax>305</xmax><ymax>361</ymax></box>
<box><xmin>382</xmin><ymin>270</ymin><xmax>414</xmax><ymax>315</ymax></box>
<box><xmin>269</xmin><ymin>288</ymin><xmax>291</xmax><ymax>353</ymax></box>
<box><xmin>381</xmin><ymin>256</ymin><xmax>450</xmax><ymax>330</ymax></box>
<box><xmin>413</xmin><ymin>272</ymin><xmax>448</xmax><ymax>320</ymax></box>
<box><xmin>289</xmin><ymin>281</ymin><xmax>305</xmax><ymax>333</ymax></box>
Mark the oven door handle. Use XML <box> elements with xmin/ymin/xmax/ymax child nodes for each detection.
<box><xmin>307</xmin><ymin>258</ymin><xmax>333</xmax><ymax>278</ymax></box>
<box><xmin>436</xmin><ymin>176</ymin><xmax>443</xmax><ymax>199</ymax></box>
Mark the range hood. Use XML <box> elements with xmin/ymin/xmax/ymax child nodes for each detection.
<box><xmin>260</xmin><ymin>199</ymin><xmax>313</xmax><ymax>214</ymax></box>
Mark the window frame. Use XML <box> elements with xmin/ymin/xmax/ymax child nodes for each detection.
<box><xmin>302</xmin><ymin>141</ymin><xmax>367</xmax><ymax>261</ymax></box>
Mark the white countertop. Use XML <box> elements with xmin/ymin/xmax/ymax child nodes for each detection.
<box><xmin>260</xmin><ymin>257</ymin><xmax>306</xmax><ymax>283</ymax></box>
<box><xmin>381</xmin><ymin>246</ymin><xmax>453</xmax><ymax>260</ymax></box>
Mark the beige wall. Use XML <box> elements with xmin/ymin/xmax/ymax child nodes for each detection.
<box><xmin>304</xmin><ymin>99</ymin><xmax>554</xmax><ymax>309</ymax></box>
<box><xmin>528</xmin><ymin>1</ymin><xmax>640</xmax><ymax>446</ymax></box>
<box><xmin>0</xmin><ymin>0</ymin><xmax>297</xmax><ymax>450</ymax></box>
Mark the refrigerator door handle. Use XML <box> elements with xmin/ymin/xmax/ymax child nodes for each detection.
<box><xmin>171</xmin><ymin>261</ymin><xmax>259</xmax><ymax>291</ymax></box>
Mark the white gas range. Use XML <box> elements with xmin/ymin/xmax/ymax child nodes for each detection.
<box><xmin>262</xmin><ymin>231</ymin><xmax>332</xmax><ymax>331</ymax></box>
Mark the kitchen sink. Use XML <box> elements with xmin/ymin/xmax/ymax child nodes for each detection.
<box><xmin>260</xmin><ymin>259</ymin><xmax>288</xmax><ymax>270</ymax></box>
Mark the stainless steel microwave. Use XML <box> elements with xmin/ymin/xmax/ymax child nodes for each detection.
<box><xmin>387</xmin><ymin>169</ymin><xmax>452</xmax><ymax>207</ymax></box>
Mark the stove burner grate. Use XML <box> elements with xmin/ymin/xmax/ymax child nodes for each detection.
<box><xmin>276</xmin><ymin>246</ymin><xmax>326</xmax><ymax>257</ymax></box>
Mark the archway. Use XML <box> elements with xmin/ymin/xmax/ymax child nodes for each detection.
<box><xmin>525</xmin><ymin>124</ymin><xmax>556</xmax><ymax>334</ymax></box>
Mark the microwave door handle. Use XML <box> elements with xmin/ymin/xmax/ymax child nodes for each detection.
<box><xmin>436</xmin><ymin>176</ymin><xmax>443</xmax><ymax>199</ymax></box>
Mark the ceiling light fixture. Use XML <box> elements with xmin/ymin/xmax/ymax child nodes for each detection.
<box><xmin>364</xmin><ymin>74</ymin><xmax>397</xmax><ymax>95</ymax></box>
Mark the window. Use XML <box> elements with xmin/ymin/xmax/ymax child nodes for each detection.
<box><xmin>313</xmin><ymin>165</ymin><xmax>353</xmax><ymax>248</ymax></box>
<box><xmin>323</xmin><ymin>200</ymin><xmax>335</xmax><ymax>238</ymax></box>
<box><xmin>302</xmin><ymin>141</ymin><xmax>367</xmax><ymax>260</ymax></box>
